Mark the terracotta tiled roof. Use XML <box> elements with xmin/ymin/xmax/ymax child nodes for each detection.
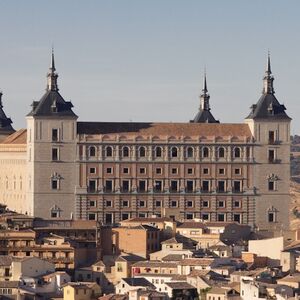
<box><xmin>77</xmin><ymin>122</ymin><xmax>252</xmax><ymax>138</ymax></box>
<box><xmin>1</xmin><ymin>128</ymin><xmax>27</xmax><ymax>144</ymax></box>
<box><xmin>121</xmin><ymin>217</ymin><xmax>174</xmax><ymax>223</ymax></box>
<box><xmin>178</xmin><ymin>258</ymin><xmax>214</xmax><ymax>266</ymax></box>
<box><xmin>132</xmin><ymin>261</ymin><xmax>177</xmax><ymax>268</ymax></box>
<box><xmin>177</xmin><ymin>222</ymin><xmax>206</xmax><ymax>229</ymax></box>
<box><xmin>165</xmin><ymin>282</ymin><xmax>196</xmax><ymax>290</ymax></box>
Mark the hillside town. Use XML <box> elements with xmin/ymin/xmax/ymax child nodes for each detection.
<box><xmin>0</xmin><ymin>205</ymin><xmax>300</xmax><ymax>299</ymax></box>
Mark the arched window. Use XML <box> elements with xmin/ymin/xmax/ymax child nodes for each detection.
<box><xmin>106</xmin><ymin>146</ymin><xmax>113</xmax><ymax>157</ymax></box>
<box><xmin>234</xmin><ymin>147</ymin><xmax>241</xmax><ymax>158</ymax></box>
<box><xmin>218</xmin><ymin>147</ymin><xmax>225</xmax><ymax>158</ymax></box>
<box><xmin>139</xmin><ymin>146</ymin><xmax>146</xmax><ymax>157</ymax></box>
<box><xmin>171</xmin><ymin>147</ymin><xmax>178</xmax><ymax>158</ymax></box>
<box><xmin>89</xmin><ymin>146</ymin><xmax>96</xmax><ymax>157</ymax></box>
<box><xmin>123</xmin><ymin>146</ymin><xmax>129</xmax><ymax>157</ymax></box>
<box><xmin>202</xmin><ymin>147</ymin><xmax>209</xmax><ymax>158</ymax></box>
<box><xmin>155</xmin><ymin>147</ymin><xmax>162</xmax><ymax>158</ymax></box>
<box><xmin>187</xmin><ymin>147</ymin><xmax>194</xmax><ymax>158</ymax></box>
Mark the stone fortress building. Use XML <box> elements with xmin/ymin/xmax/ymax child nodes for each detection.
<box><xmin>0</xmin><ymin>53</ymin><xmax>291</xmax><ymax>232</ymax></box>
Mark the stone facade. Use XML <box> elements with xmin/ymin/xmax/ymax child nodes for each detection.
<box><xmin>0</xmin><ymin>54</ymin><xmax>291</xmax><ymax>232</ymax></box>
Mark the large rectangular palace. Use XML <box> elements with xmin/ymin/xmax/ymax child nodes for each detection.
<box><xmin>0</xmin><ymin>53</ymin><xmax>291</xmax><ymax>231</ymax></box>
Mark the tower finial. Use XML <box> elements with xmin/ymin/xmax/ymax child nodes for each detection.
<box><xmin>47</xmin><ymin>49</ymin><xmax>59</xmax><ymax>91</ymax></box>
<box><xmin>200</xmin><ymin>71</ymin><xmax>210</xmax><ymax>111</ymax></box>
<box><xmin>50</xmin><ymin>46</ymin><xmax>56</xmax><ymax>72</ymax></box>
<box><xmin>263</xmin><ymin>52</ymin><xmax>274</xmax><ymax>94</ymax></box>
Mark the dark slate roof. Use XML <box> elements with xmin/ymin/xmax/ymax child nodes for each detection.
<box><xmin>193</xmin><ymin>109</ymin><xmax>219</xmax><ymax>123</ymax></box>
<box><xmin>0</xmin><ymin>95</ymin><xmax>15</xmax><ymax>134</ymax></box>
<box><xmin>27</xmin><ymin>90</ymin><xmax>77</xmax><ymax>117</ymax></box>
<box><xmin>246</xmin><ymin>93</ymin><xmax>291</xmax><ymax>120</ymax></box>
<box><xmin>122</xmin><ymin>277</ymin><xmax>154</xmax><ymax>287</ymax></box>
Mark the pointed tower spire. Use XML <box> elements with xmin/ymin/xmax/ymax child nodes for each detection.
<box><xmin>192</xmin><ymin>72</ymin><xmax>219</xmax><ymax>123</ymax></box>
<box><xmin>200</xmin><ymin>72</ymin><xmax>210</xmax><ymax>111</ymax></box>
<box><xmin>263</xmin><ymin>52</ymin><xmax>274</xmax><ymax>94</ymax></box>
<box><xmin>47</xmin><ymin>48</ymin><xmax>59</xmax><ymax>92</ymax></box>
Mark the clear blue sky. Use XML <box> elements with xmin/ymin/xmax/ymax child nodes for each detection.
<box><xmin>0</xmin><ymin>1</ymin><xmax>299</xmax><ymax>133</ymax></box>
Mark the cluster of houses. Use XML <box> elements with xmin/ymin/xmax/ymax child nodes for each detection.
<box><xmin>0</xmin><ymin>204</ymin><xmax>300</xmax><ymax>299</ymax></box>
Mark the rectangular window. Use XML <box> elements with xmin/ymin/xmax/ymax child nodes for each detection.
<box><xmin>217</xmin><ymin>214</ymin><xmax>225</xmax><ymax>222</ymax></box>
<box><xmin>171</xmin><ymin>200</ymin><xmax>177</xmax><ymax>207</ymax></box>
<box><xmin>122</xmin><ymin>213</ymin><xmax>129</xmax><ymax>221</ymax></box>
<box><xmin>139</xmin><ymin>180</ymin><xmax>146</xmax><ymax>192</ymax></box>
<box><xmin>186</xmin><ymin>181</ymin><xmax>194</xmax><ymax>192</ymax></box>
<box><xmin>89</xmin><ymin>200</ymin><xmax>96</xmax><ymax>207</ymax></box>
<box><xmin>187</xmin><ymin>200</ymin><xmax>193</xmax><ymax>207</ymax></box>
<box><xmin>203</xmin><ymin>168</ymin><xmax>209</xmax><ymax>175</ymax></box>
<box><xmin>154</xmin><ymin>180</ymin><xmax>162</xmax><ymax>192</ymax></box>
<box><xmin>155</xmin><ymin>200</ymin><xmax>161</xmax><ymax>207</ymax></box>
<box><xmin>187</xmin><ymin>168</ymin><xmax>193</xmax><ymax>175</ymax></box>
<box><xmin>233</xmin><ymin>214</ymin><xmax>241</xmax><ymax>223</ymax></box>
<box><xmin>234</xmin><ymin>168</ymin><xmax>241</xmax><ymax>175</ymax></box>
<box><xmin>51</xmin><ymin>211</ymin><xmax>59</xmax><ymax>218</ymax></box>
<box><xmin>106</xmin><ymin>200</ymin><xmax>112</xmax><ymax>207</ymax></box>
<box><xmin>171</xmin><ymin>168</ymin><xmax>178</xmax><ymax>174</ymax></box>
<box><xmin>52</xmin><ymin>148</ymin><xmax>59</xmax><ymax>161</ymax></box>
<box><xmin>106</xmin><ymin>167</ymin><xmax>112</xmax><ymax>174</ymax></box>
<box><xmin>202</xmin><ymin>200</ymin><xmax>209</xmax><ymax>208</ymax></box>
<box><xmin>170</xmin><ymin>181</ymin><xmax>178</xmax><ymax>192</ymax></box>
<box><xmin>139</xmin><ymin>200</ymin><xmax>146</xmax><ymax>207</ymax></box>
<box><xmin>105</xmin><ymin>180</ymin><xmax>113</xmax><ymax>192</ymax></box>
<box><xmin>122</xmin><ymin>200</ymin><xmax>129</xmax><ymax>207</ymax></box>
<box><xmin>52</xmin><ymin>129</ymin><xmax>58</xmax><ymax>142</ymax></box>
<box><xmin>268</xmin><ymin>212</ymin><xmax>275</xmax><ymax>222</ymax></box>
<box><xmin>218</xmin><ymin>181</ymin><xmax>225</xmax><ymax>192</ymax></box>
<box><xmin>202</xmin><ymin>213</ymin><xmax>209</xmax><ymax>220</ymax></box>
<box><xmin>269</xmin><ymin>131</ymin><xmax>275</xmax><ymax>144</ymax></box>
<box><xmin>218</xmin><ymin>200</ymin><xmax>225</xmax><ymax>208</ymax></box>
<box><xmin>88</xmin><ymin>213</ymin><xmax>96</xmax><ymax>220</ymax></box>
<box><xmin>122</xmin><ymin>180</ymin><xmax>130</xmax><ymax>192</ymax></box>
<box><xmin>268</xmin><ymin>149</ymin><xmax>275</xmax><ymax>163</ymax></box>
<box><xmin>186</xmin><ymin>213</ymin><xmax>193</xmax><ymax>220</ymax></box>
<box><xmin>51</xmin><ymin>179</ymin><xmax>58</xmax><ymax>190</ymax></box>
<box><xmin>233</xmin><ymin>200</ymin><xmax>240</xmax><ymax>208</ymax></box>
<box><xmin>202</xmin><ymin>180</ymin><xmax>209</xmax><ymax>192</ymax></box>
<box><xmin>139</xmin><ymin>168</ymin><xmax>146</xmax><ymax>174</ymax></box>
<box><xmin>268</xmin><ymin>181</ymin><xmax>275</xmax><ymax>191</ymax></box>
<box><xmin>105</xmin><ymin>213</ymin><xmax>113</xmax><ymax>224</ymax></box>
<box><xmin>233</xmin><ymin>181</ymin><xmax>241</xmax><ymax>193</ymax></box>
<box><xmin>88</xmin><ymin>180</ymin><xmax>97</xmax><ymax>192</ymax></box>
<box><xmin>123</xmin><ymin>168</ymin><xmax>129</xmax><ymax>174</ymax></box>
<box><xmin>219</xmin><ymin>168</ymin><xmax>225</xmax><ymax>175</ymax></box>
<box><xmin>90</xmin><ymin>167</ymin><xmax>96</xmax><ymax>174</ymax></box>
<box><xmin>156</xmin><ymin>168</ymin><xmax>162</xmax><ymax>174</ymax></box>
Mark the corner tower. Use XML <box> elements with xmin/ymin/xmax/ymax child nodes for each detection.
<box><xmin>192</xmin><ymin>74</ymin><xmax>219</xmax><ymax>123</ymax></box>
<box><xmin>245</xmin><ymin>54</ymin><xmax>291</xmax><ymax>232</ymax></box>
<box><xmin>26</xmin><ymin>51</ymin><xmax>78</xmax><ymax>218</ymax></box>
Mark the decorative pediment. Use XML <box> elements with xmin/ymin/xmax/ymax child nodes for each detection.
<box><xmin>51</xmin><ymin>172</ymin><xmax>63</xmax><ymax>180</ymax></box>
<box><xmin>267</xmin><ymin>173</ymin><xmax>279</xmax><ymax>181</ymax></box>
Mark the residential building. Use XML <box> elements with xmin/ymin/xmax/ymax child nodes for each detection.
<box><xmin>63</xmin><ymin>282</ymin><xmax>102</xmax><ymax>300</ymax></box>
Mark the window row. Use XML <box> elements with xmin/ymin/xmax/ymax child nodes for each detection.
<box><xmin>88</xmin><ymin>211</ymin><xmax>244</xmax><ymax>224</ymax></box>
<box><xmin>88</xmin><ymin>198</ymin><xmax>243</xmax><ymax>209</ymax></box>
<box><xmin>90</xmin><ymin>166</ymin><xmax>242</xmax><ymax>176</ymax></box>
<box><xmin>87</xmin><ymin>145</ymin><xmax>249</xmax><ymax>159</ymax></box>
<box><xmin>87</xmin><ymin>179</ymin><xmax>244</xmax><ymax>193</ymax></box>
